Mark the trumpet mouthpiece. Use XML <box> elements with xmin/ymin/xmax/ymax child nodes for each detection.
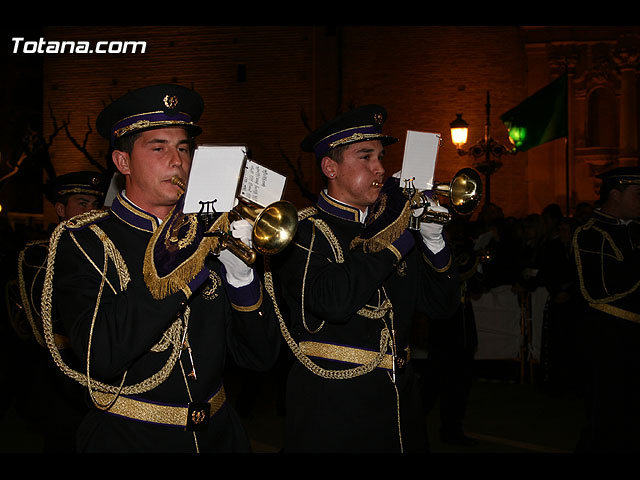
<box><xmin>372</xmin><ymin>181</ymin><xmax>382</xmax><ymax>188</ymax></box>
<box><xmin>171</xmin><ymin>175</ymin><xmax>186</xmax><ymax>191</ymax></box>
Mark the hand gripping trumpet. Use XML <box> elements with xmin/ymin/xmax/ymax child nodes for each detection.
<box><xmin>171</xmin><ymin>175</ymin><xmax>298</xmax><ymax>265</ymax></box>
<box><xmin>402</xmin><ymin>168</ymin><xmax>483</xmax><ymax>230</ymax></box>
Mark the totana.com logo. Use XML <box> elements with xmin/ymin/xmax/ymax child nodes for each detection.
<box><xmin>11</xmin><ymin>37</ymin><xmax>147</xmax><ymax>54</ymax></box>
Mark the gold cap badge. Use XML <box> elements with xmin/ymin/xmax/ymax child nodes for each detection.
<box><xmin>163</xmin><ymin>94</ymin><xmax>178</xmax><ymax>109</ymax></box>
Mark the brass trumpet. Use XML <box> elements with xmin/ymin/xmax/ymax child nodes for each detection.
<box><xmin>404</xmin><ymin>168</ymin><xmax>483</xmax><ymax>229</ymax></box>
<box><xmin>171</xmin><ymin>175</ymin><xmax>298</xmax><ymax>265</ymax></box>
<box><xmin>224</xmin><ymin>198</ymin><xmax>299</xmax><ymax>264</ymax></box>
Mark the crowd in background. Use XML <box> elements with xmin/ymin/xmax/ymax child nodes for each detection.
<box><xmin>442</xmin><ymin>199</ymin><xmax>596</xmax><ymax>392</ymax></box>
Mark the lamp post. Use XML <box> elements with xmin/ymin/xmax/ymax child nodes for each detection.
<box><xmin>450</xmin><ymin>91</ymin><xmax>516</xmax><ymax>204</ymax></box>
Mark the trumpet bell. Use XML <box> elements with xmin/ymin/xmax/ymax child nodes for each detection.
<box><xmin>412</xmin><ymin>167</ymin><xmax>483</xmax><ymax>227</ymax></box>
<box><xmin>448</xmin><ymin>167</ymin><xmax>483</xmax><ymax>215</ymax></box>
<box><xmin>252</xmin><ymin>200</ymin><xmax>299</xmax><ymax>255</ymax></box>
<box><xmin>170</xmin><ymin>175</ymin><xmax>299</xmax><ymax>264</ymax></box>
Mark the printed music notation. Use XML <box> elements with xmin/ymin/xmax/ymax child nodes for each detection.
<box><xmin>239</xmin><ymin>159</ymin><xmax>287</xmax><ymax>207</ymax></box>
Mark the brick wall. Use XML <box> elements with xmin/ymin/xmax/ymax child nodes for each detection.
<box><xmin>338</xmin><ymin>25</ymin><xmax>529</xmax><ymax>217</ymax></box>
<box><xmin>41</xmin><ymin>26</ymin><xmax>545</xmax><ymax>224</ymax></box>
<box><xmin>42</xmin><ymin>25</ymin><xmax>316</xmax><ymax>224</ymax></box>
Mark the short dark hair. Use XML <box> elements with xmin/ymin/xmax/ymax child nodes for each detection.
<box><xmin>55</xmin><ymin>194</ymin><xmax>70</xmax><ymax>206</ymax></box>
<box><xmin>113</xmin><ymin>131</ymin><xmax>142</xmax><ymax>154</ymax></box>
<box><xmin>318</xmin><ymin>144</ymin><xmax>349</xmax><ymax>182</ymax></box>
<box><xmin>326</xmin><ymin>144</ymin><xmax>349</xmax><ymax>163</ymax></box>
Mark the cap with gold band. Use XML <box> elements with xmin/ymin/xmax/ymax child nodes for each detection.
<box><xmin>301</xmin><ymin>104</ymin><xmax>398</xmax><ymax>159</ymax></box>
<box><xmin>45</xmin><ymin>171</ymin><xmax>106</xmax><ymax>204</ymax></box>
<box><xmin>597</xmin><ymin>166</ymin><xmax>640</xmax><ymax>185</ymax></box>
<box><xmin>96</xmin><ymin>84</ymin><xmax>204</xmax><ymax>146</ymax></box>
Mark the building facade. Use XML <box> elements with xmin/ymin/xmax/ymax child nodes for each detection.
<box><xmin>32</xmin><ymin>25</ymin><xmax>640</xmax><ymax>225</ymax></box>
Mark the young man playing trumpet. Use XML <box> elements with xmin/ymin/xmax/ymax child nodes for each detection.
<box><xmin>267</xmin><ymin>105</ymin><xmax>461</xmax><ymax>452</ymax></box>
<box><xmin>42</xmin><ymin>84</ymin><xmax>279</xmax><ymax>452</ymax></box>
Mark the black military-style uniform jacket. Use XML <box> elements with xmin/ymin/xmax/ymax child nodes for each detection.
<box><xmin>573</xmin><ymin>208</ymin><xmax>640</xmax><ymax>451</ymax></box>
<box><xmin>44</xmin><ymin>193</ymin><xmax>280</xmax><ymax>453</ymax></box>
<box><xmin>18</xmin><ymin>239</ymin><xmax>77</xmax><ymax>351</ymax></box>
<box><xmin>573</xmin><ymin>209</ymin><xmax>640</xmax><ymax>323</ymax></box>
<box><xmin>268</xmin><ymin>191</ymin><xmax>460</xmax><ymax>453</ymax></box>
<box><xmin>17</xmin><ymin>239</ymin><xmax>49</xmax><ymax>345</ymax></box>
<box><xmin>17</xmin><ymin>238</ymin><xmax>88</xmax><ymax>452</ymax></box>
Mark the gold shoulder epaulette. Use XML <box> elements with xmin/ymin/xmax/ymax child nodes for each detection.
<box><xmin>64</xmin><ymin>209</ymin><xmax>111</xmax><ymax>231</ymax></box>
<box><xmin>298</xmin><ymin>206</ymin><xmax>318</xmax><ymax>221</ymax></box>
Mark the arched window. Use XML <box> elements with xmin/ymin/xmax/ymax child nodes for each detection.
<box><xmin>586</xmin><ymin>87</ymin><xmax>618</xmax><ymax>147</ymax></box>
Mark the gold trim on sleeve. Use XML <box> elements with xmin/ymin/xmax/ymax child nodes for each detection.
<box><xmin>589</xmin><ymin>303</ymin><xmax>640</xmax><ymax>323</ymax></box>
<box><xmin>231</xmin><ymin>287</ymin><xmax>264</xmax><ymax>312</ymax></box>
<box><xmin>422</xmin><ymin>251</ymin><xmax>452</xmax><ymax>272</ymax></box>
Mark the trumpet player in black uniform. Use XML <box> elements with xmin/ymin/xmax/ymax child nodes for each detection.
<box><xmin>573</xmin><ymin>166</ymin><xmax>640</xmax><ymax>452</ymax></box>
<box><xmin>266</xmin><ymin>105</ymin><xmax>460</xmax><ymax>452</ymax></box>
<box><xmin>12</xmin><ymin>172</ymin><xmax>106</xmax><ymax>452</ymax></box>
<box><xmin>42</xmin><ymin>84</ymin><xmax>279</xmax><ymax>452</ymax></box>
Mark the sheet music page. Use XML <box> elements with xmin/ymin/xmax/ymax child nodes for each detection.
<box><xmin>400</xmin><ymin>130</ymin><xmax>441</xmax><ymax>190</ymax></box>
<box><xmin>183</xmin><ymin>145</ymin><xmax>246</xmax><ymax>214</ymax></box>
<box><xmin>239</xmin><ymin>159</ymin><xmax>287</xmax><ymax>207</ymax></box>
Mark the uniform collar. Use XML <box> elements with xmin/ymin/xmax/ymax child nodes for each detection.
<box><xmin>592</xmin><ymin>208</ymin><xmax>639</xmax><ymax>226</ymax></box>
<box><xmin>316</xmin><ymin>190</ymin><xmax>367</xmax><ymax>223</ymax></box>
<box><xmin>110</xmin><ymin>192</ymin><xmax>161</xmax><ymax>233</ymax></box>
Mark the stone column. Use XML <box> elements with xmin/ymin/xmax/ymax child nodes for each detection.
<box><xmin>613</xmin><ymin>41</ymin><xmax>639</xmax><ymax>167</ymax></box>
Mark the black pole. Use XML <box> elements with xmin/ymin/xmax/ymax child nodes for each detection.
<box><xmin>565</xmin><ymin>138</ymin><xmax>569</xmax><ymax>216</ymax></box>
<box><xmin>485</xmin><ymin>91</ymin><xmax>491</xmax><ymax>204</ymax></box>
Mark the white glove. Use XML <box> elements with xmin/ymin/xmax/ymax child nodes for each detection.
<box><xmin>419</xmin><ymin>194</ymin><xmax>447</xmax><ymax>254</ymax></box>
<box><xmin>218</xmin><ymin>219</ymin><xmax>255</xmax><ymax>287</ymax></box>
<box><xmin>229</xmin><ymin>218</ymin><xmax>253</xmax><ymax>248</ymax></box>
<box><xmin>392</xmin><ymin>172</ymin><xmax>445</xmax><ymax>252</ymax></box>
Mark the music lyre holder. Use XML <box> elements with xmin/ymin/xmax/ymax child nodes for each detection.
<box><xmin>402</xmin><ymin>177</ymin><xmax>417</xmax><ymax>198</ymax></box>
<box><xmin>198</xmin><ymin>199</ymin><xmax>221</xmax><ymax>234</ymax></box>
<box><xmin>402</xmin><ymin>177</ymin><xmax>422</xmax><ymax>230</ymax></box>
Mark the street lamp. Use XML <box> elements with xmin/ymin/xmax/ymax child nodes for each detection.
<box><xmin>450</xmin><ymin>113</ymin><xmax>469</xmax><ymax>148</ymax></box>
<box><xmin>450</xmin><ymin>91</ymin><xmax>516</xmax><ymax>204</ymax></box>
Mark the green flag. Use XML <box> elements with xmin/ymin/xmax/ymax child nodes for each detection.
<box><xmin>501</xmin><ymin>74</ymin><xmax>568</xmax><ymax>152</ymax></box>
